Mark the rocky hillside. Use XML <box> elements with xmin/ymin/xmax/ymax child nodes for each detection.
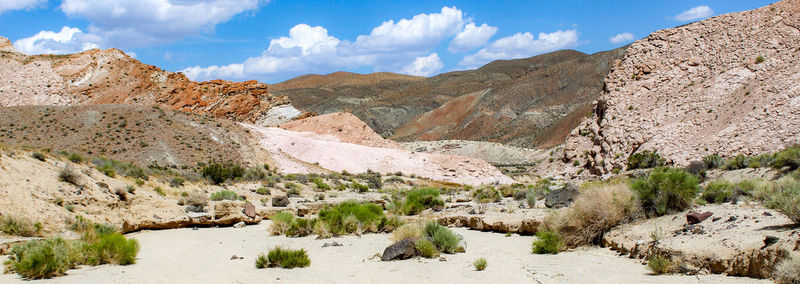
<box><xmin>272</xmin><ymin>49</ymin><xmax>627</xmax><ymax>148</ymax></box>
<box><xmin>0</xmin><ymin>37</ymin><xmax>298</xmax><ymax>125</ymax></box>
<box><xmin>0</xmin><ymin>104</ymin><xmax>271</xmax><ymax>169</ymax></box>
<box><xmin>563</xmin><ymin>0</ymin><xmax>800</xmax><ymax>174</ymax></box>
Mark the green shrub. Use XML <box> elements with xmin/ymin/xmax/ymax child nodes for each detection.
<box><xmin>351</xmin><ymin>182</ymin><xmax>369</xmax><ymax>192</ymax></box>
<box><xmin>415</xmin><ymin>239</ymin><xmax>438</xmax><ymax>258</ymax></box>
<box><xmin>201</xmin><ymin>163</ymin><xmax>244</xmax><ymax>184</ymax></box>
<box><xmin>4</xmin><ymin>238</ymin><xmax>81</xmax><ymax>279</ymax></box>
<box><xmin>98</xmin><ymin>164</ymin><xmax>116</xmax><ymax>177</ymax></box>
<box><xmin>154</xmin><ymin>187</ymin><xmax>166</xmax><ymax>197</ymax></box>
<box><xmin>473</xmin><ymin>257</ymin><xmax>487</xmax><ymax>271</ymax></box>
<box><xmin>755</xmin><ymin>56</ymin><xmax>765</xmax><ymax>64</ymax></box>
<box><xmin>135</xmin><ymin>179</ymin><xmax>145</xmax><ymax>186</ymax></box>
<box><xmin>627</xmin><ymin>151</ymin><xmax>665</xmax><ymax>170</ymax></box>
<box><xmin>1</xmin><ymin>215</ymin><xmax>41</xmax><ymax>237</ymax></box>
<box><xmin>774</xmin><ymin>145</ymin><xmax>800</xmax><ymax>171</ymax></box>
<box><xmin>532</xmin><ymin>230</ymin><xmax>563</xmax><ymax>254</ymax></box>
<box><xmin>170</xmin><ymin>177</ymin><xmax>185</xmax><ymax>187</ymax></box>
<box><xmin>724</xmin><ymin>154</ymin><xmax>749</xmax><ymax>170</ymax></box>
<box><xmin>83</xmin><ymin>233</ymin><xmax>139</xmax><ymax>265</ymax></box>
<box><xmin>702</xmin><ymin>154</ymin><xmax>724</xmax><ymax>169</ymax></box>
<box><xmin>265</xmin><ymin>247</ymin><xmax>310</xmax><ymax>268</ymax></box>
<box><xmin>287</xmin><ymin>218</ymin><xmax>313</xmax><ymax>237</ymax></box>
<box><xmin>318</xmin><ymin>201</ymin><xmax>386</xmax><ymax>235</ymax></box>
<box><xmin>401</xmin><ymin>188</ymin><xmax>444</xmax><ymax>215</ymax></box>
<box><xmin>255</xmin><ymin>253</ymin><xmax>269</xmax><ymax>269</ymax></box>
<box><xmin>67</xmin><ymin>153</ymin><xmax>84</xmax><ymax>163</ymax></box>
<box><xmin>31</xmin><ymin>152</ymin><xmax>46</xmax><ymax>161</ymax></box>
<box><xmin>701</xmin><ymin>181</ymin><xmax>735</xmax><ymax>204</ymax></box>
<box><xmin>91</xmin><ymin>157</ymin><xmax>147</xmax><ymax>179</ymax></box>
<box><xmin>256</xmin><ymin>187</ymin><xmax>270</xmax><ymax>195</ymax></box>
<box><xmin>757</xmin><ymin>177</ymin><xmax>800</xmax><ymax>223</ymax></box>
<box><xmin>631</xmin><ymin>167</ymin><xmax>700</xmax><ymax>216</ymax></box>
<box><xmin>423</xmin><ymin>222</ymin><xmax>462</xmax><ymax>254</ymax></box>
<box><xmin>472</xmin><ymin>187</ymin><xmax>501</xmax><ymax>203</ymax></box>
<box><xmin>312</xmin><ymin>178</ymin><xmax>331</xmax><ymax>191</ymax></box>
<box><xmin>242</xmin><ymin>166</ymin><xmax>267</xmax><ymax>181</ymax></box>
<box><xmin>647</xmin><ymin>255</ymin><xmax>673</xmax><ymax>274</ymax></box>
<box><xmin>270</xmin><ymin>211</ymin><xmax>296</xmax><ymax>235</ymax></box>
<box><xmin>210</xmin><ymin>190</ymin><xmax>239</xmax><ymax>201</ymax></box>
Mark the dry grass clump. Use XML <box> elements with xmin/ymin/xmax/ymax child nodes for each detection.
<box><xmin>391</xmin><ymin>223</ymin><xmax>423</xmax><ymax>242</ymax></box>
<box><xmin>544</xmin><ymin>182</ymin><xmax>640</xmax><ymax>247</ymax></box>
<box><xmin>0</xmin><ymin>215</ymin><xmax>42</xmax><ymax>237</ymax></box>
<box><xmin>473</xmin><ymin>257</ymin><xmax>487</xmax><ymax>271</ymax></box>
<box><xmin>775</xmin><ymin>252</ymin><xmax>800</xmax><ymax>284</ymax></box>
<box><xmin>58</xmin><ymin>165</ymin><xmax>82</xmax><ymax>186</ymax></box>
<box><xmin>647</xmin><ymin>255</ymin><xmax>674</xmax><ymax>274</ymax></box>
<box><xmin>752</xmin><ymin>176</ymin><xmax>800</xmax><ymax>223</ymax></box>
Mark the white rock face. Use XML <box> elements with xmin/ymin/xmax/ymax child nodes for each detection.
<box><xmin>257</xmin><ymin>104</ymin><xmax>302</xmax><ymax>126</ymax></box>
<box><xmin>564</xmin><ymin>0</ymin><xmax>800</xmax><ymax>174</ymax></box>
<box><xmin>0</xmin><ymin>36</ymin><xmax>17</xmax><ymax>53</ymax></box>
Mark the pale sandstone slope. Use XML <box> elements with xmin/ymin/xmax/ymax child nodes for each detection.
<box><xmin>564</xmin><ymin>0</ymin><xmax>800</xmax><ymax>174</ymax></box>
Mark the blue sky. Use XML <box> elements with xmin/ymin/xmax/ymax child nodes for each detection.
<box><xmin>0</xmin><ymin>0</ymin><xmax>774</xmax><ymax>83</ymax></box>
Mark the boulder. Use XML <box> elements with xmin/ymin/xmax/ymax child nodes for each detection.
<box><xmin>686</xmin><ymin>211</ymin><xmax>713</xmax><ymax>225</ymax></box>
<box><xmin>381</xmin><ymin>238</ymin><xmax>419</xmax><ymax>261</ymax></box>
<box><xmin>272</xmin><ymin>195</ymin><xmax>290</xmax><ymax>207</ymax></box>
<box><xmin>244</xmin><ymin>203</ymin><xmax>256</xmax><ymax>218</ymax></box>
<box><xmin>545</xmin><ymin>184</ymin><xmax>579</xmax><ymax>208</ymax></box>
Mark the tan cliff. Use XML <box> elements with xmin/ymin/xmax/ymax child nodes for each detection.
<box><xmin>563</xmin><ymin>0</ymin><xmax>800</xmax><ymax>175</ymax></box>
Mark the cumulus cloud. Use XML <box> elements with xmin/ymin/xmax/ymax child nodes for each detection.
<box><xmin>59</xmin><ymin>0</ymin><xmax>263</xmax><ymax>47</ymax></box>
<box><xmin>458</xmin><ymin>30</ymin><xmax>578</xmax><ymax>68</ymax></box>
<box><xmin>448</xmin><ymin>23</ymin><xmax>497</xmax><ymax>53</ymax></box>
<box><xmin>674</xmin><ymin>5</ymin><xmax>713</xmax><ymax>21</ymax></box>
<box><xmin>610</xmin><ymin>32</ymin><xmax>634</xmax><ymax>44</ymax></box>
<box><xmin>13</xmin><ymin>26</ymin><xmax>101</xmax><ymax>55</ymax></box>
<box><xmin>0</xmin><ymin>0</ymin><xmax>45</xmax><ymax>14</ymax></box>
<box><xmin>400</xmin><ymin>53</ymin><xmax>443</xmax><ymax>76</ymax></box>
<box><xmin>183</xmin><ymin>7</ymin><xmax>468</xmax><ymax>82</ymax></box>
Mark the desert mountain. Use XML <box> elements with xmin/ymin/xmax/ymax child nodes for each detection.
<box><xmin>563</xmin><ymin>0</ymin><xmax>800</xmax><ymax>174</ymax></box>
<box><xmin>272</xmin><ymin>48</ymin><xmax>627</xmax><ymax>148</ymax></box>
<box><xmin>0</xmin><ymin>37</ymin><xmax>299</xmax><ymax>125</ymax></box>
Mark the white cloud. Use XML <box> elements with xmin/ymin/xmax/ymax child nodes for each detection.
<box><xmin>610</xmin><ymin>32</ymin><xmax>634</xmax><ymax>44</ymax></box>
<box><xmin>674</xmin><ymin>5</ymin><xmax>713</xmax><ymax>21</ymax></box>
<box><xmin>400</xmin><ymin>53</ymin><xmax>443</xmax><ymax>76</ymax></box>
<box><xmin>183</xmin><ymin>7</ymin><xmax>467</xmax><ymax>82</ymax></box>
<box><xmin>448</xmin><ymin>23</ymin><xmax>497</xmax><ymax>53</ymax></box>
<box><xmin>13</xmin><ymin>26</ymin><xmax>101</xmax><ymax>55</ymax></box>
<box><xmin>458</xmin><ymin>30</ymin><xmax>578</xmax><ymax>68</ymax></box>
<box><xmin>59</xmin><ymin>0</ymin><xmax>263</xmax><ymax>48</ymax></box>
<box><xmin>0</xmin><ymin>0</ymin><xmax>45</xmax><ymax>14</ymax></box>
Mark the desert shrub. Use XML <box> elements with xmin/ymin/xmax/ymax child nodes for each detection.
<box><xmin>58</xmin><ymin>166</ymin><xmax>81</xmax><ymax>186</ymax></box>
<box><xmin>67</xmin><ymin>153</ymin><xmax>84</xmax><ymax>163</ymax></box>
<box><xmin>91</xmin><ymin>157</ymin><xmax>147</xmax><ymax>180</ymax></box>
<box><xmin>472</xmin><ymin>187</ymin><xmax>501</xmax><ymax>203</ymax></box>
<box><xmin>242</xmin><ymin>166</ymin><xmax>267</xmax><ymax>181</ymax></box>
<box><xmin>256</xmin><ymin>187</ymin><xmax>270</xmax><ymax>195</ymax></box>
<box><xmin>532</xmin><ymin>230</ymin><xmax>562</xmax><ymax>254</ymax></box>
<box><xmin>775</xmin><ymin>252</ymin><xmax>800</xmax><ymax>284</ymax></box>
<box><xmin>544</xmin><ymin>182</ymin><xmax>639</xmax><ymax>247</ymax></box>
<box><xmin>362</xmin><ymin>173</ymin><xmax>383</xmax><ymax>189</ymax></box>
<box><xmin>703</xmin><ymin>154</ymin><xmax>724</xmax><ymax>169</ymax></box>
<box><xmin>31</xmin><ymin>152</ymin><xmax>46</xmax><ymax>161</ymax></box>
<box><xmin>255</xmin><ymin>254</ymin><xmax>269</xmax><ymax>269</ymax></box>
<box><xmin>1</xmin><ymin>215</ymin><xmax>41</xmax><ymax>237</ymax></box>
<box><xmin>286</xmin><ymin>174</ymin><xmax>309</xmax><ymax>184</ymax></box>
<box><xmin>755</xmin><ymin>56</ymin><xmax>765</xmax><ymax>63</ymax></box>
<box><xmin>401</xmin><ymin>188</ymin><xmax>444</xmax><ymax>215</ymax></box>
<box><xmin>526</xmin><ymin>191</ymin><xmax>538</xmax><ymax>208</ymax></box>
<box><xmin>415</xmin><ymin>239</ymin><xmax>438</xmax><ymax>258</ymax></box>
<box><xmin>83</xmin><ymin>232</ymin><xmax>139</xmax><ymax>265</ymax></box>
<box><xmin>98</xmin><ymin>164</ymin><xmax>116</xmax><ymax>177</ymax></box>
<box><xmin>473</xmin><ymin>257</ymin><xmax>487</xmax><ymax>271</ymax></box>
<box><xmin>391</xmin><ymin>223</ymin><xmax>423</xmax><ymax>242</ymax></box>
<box><xmin>4</xmin><ymin>238</ymin><xmax>81</xmax><ymax>279</ymax></box>
<box><xmin>627</xmin><ymin>150</ymin><xmax>665</xmax><ymax>170</ymax></box>
<box><xmin>170</xmin><ymin>177</ymin><xmax>185</xmax><ymax>187</ymax></box>
<box><xmin>115</xmin><ymin>187</ymin><xmax>128</xmax><ymax>201</ymax></box>
<box><xmin>384</xmin><ymin>176</ymin><xmax>404</xmax><ymax>184</ymax></box>
<box><xmin>684</xmin><ymin>161</ymin><xmax>707</xmax><ymax>177</ymax></box>
<box><xmin>318</xmin><ymin>201</ymin><xmax>386</xmax><ymax>235</ymax></box>
<box><xmin>756</xmin><ymin>177</ymin><xmax>800</xmax><ymax>223</ymax></box>
<box><xmin>351</xmin><ymin>182</ymin><xmax>369</xmax><ymax>192</ymax></box>
<box><xmin>287</xmin><ymin>218</ymin><xmax>313</xmax><ymax>237</ymax></box>
<box><xmin>724</xmin><ymin>154</ymin><xmax>749</xmax><ymax>170</ymax></box>
<box><xmin>153</xmin><ymin>187</ymin><xmax>165</xmax><ymax>196</ymax></box>
<box><xmin>383</xmin><ymin>215</ymin><xmax>404</xmax><ymax>232</ymax></box>
<box><xmin>201</xmin><ymin>163</ymin><xmax>244</xmax><ymax>184</ymax></box>
<box><xmin>210</xmin><ymin>190</ymin><xmax>239</xmax><ymax>201</ymax></box>
<box><xmin>423</xmin><ymin>222</ymin><xmax>462</xmax><ymax>254</ymax></box>
<box><xmin>264</xmin><ymin>247</ymin><xmax>310</xmax><ymax>268</ymax></box>
<box><xmin>631</xmin><ymin>167</ymin><xmax>700</xmax><ymax>217</ymax></box>
<box><xmin>774</xmin><ymin>145</ymin><xmax>800</xmax><ymax>171</ymax></box>
<box><xmin>647</xmin><ymin>255</ymin><xmax>673</xmax><ymax>274</ymax></box>
<box><xmin>701</xmin><ymin>181</ymin><xmax>735</xmax><ymax>204</ymax></box>
<box><xmin>135</xmin><ymin>179</ymin><xmax>145</xmax><ymax>186</ymax></box>
<box><xmin>179</xmin><ymin>191</ymin><xmax>209</xmax><ymax>210</ymax></box>
<box><xmin>270</xmin><ymin>211</ymin><xmax>296</xmax><ymax>235</ymax></box>
<box><xmin>312</xmin><ymin>178</ymin><xmax>331</xmax><ymax>191</ymax></box>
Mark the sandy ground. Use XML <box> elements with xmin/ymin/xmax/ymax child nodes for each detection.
<box><xmin>1</xmin><ymin>223</ymin><xmax>768</xmax><ymax>284</ymax></box>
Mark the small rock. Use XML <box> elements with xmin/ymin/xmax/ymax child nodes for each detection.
<box><xmin>687</xmin><ymin>211</ymin><xmax>713</xmax><ymax>225</ymax></box>
<box><xmin>763</xmin><ymin>212</ymin><xmax>773</xmax><ymax>217</ymax></box>
<box><xmin>545</xmin><ymin>184</ymin><xmax>579</xmax><ymax>208</ymax></box>
<box><xmin>381</xmin><ymin>238</ymin><xmax>419</xmax><ymax>261</ymax></box>
<box><xmin>322</xmin><ymin>241</ymin><xmax>342</xmax><ymax>248</ymax></box>
<box><xmin>233</xmin><ymin>222</ymin><xmax>245</xmax><ymax>228</ymax></box>
<box><xmin>439</xmin><ymin>257</ymin><xmax>447</xmax><ymax>262</ymax></box>
<box><xmin>712</xmin><ymin>217</ymin><xmax>722</xmax><ymax>222</ymax></box>
<box><xmin>468</xmin><ymin>208</ymin><xmax>477</xmax><ymax>215</ymax></box>
<box><xmin>762</xmin><ymin>236</ymin><xmax>779</xmax><ymax>249</ymax></box>
<box><xmin>726</xmin><ymin>216</ymin><xmax>738</xmax><ymax>222</ymax></box>
<box><xmin>192</xmin><ymin>226</ymin><xmax>198</xmax><ymax>231</ymax></box>
<box><xmin>231</xmin><ymin>255</ymin><xmax>243</xmax><ymax>260</ymax></box>
<box><xmin>272</xmin><ymin>195</ymin><xmax>290</xmax><ymax>207</ymax></box>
